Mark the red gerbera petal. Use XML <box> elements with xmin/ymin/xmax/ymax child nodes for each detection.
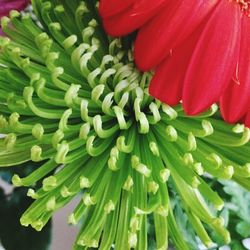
<box><xmin>182</xmin><ymin>0</ymin><xmax>241</xmax><ymax>115</ymax></box>
<box><xmin>99</xmin><ymin>0</ymin><xmax>134</xmax><ymax>18</ymax></box>
<box><xmin>134</xmin><ymin>0</ymin><xmax>219</xmax><ymax>71</ymax></box>
<box><xmin>244</xmin><ymin>111</ymin><xmax>250</xmax><ymax>128</ymax></box>
<box><xmin>220</xmin><ymin>16</ymin><xmax>250</xmax><ymax>123</ymax></box>
<box><xmin>149</xmin><ymin>25</ymin><xmax>203</xmax><ymax>106</ymax></box>
<box><xmin>102</xmin><ymin>0</ymin><xmax>167</xmax><ymax>36</ymax></box>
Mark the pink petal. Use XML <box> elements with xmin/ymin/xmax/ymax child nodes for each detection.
<box><xmin>0</xmin><ymin>0</ymin><xmax>29</xmax><ymax>17</ymax></box>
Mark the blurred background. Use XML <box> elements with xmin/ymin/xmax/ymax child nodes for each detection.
<box><xmin>0</xmin><ymin>178</ymin><xmax>78</xmax><ymax>250</ymax></box>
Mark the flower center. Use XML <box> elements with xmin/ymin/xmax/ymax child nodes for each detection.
<box><xmin>235</xmin><ymin>0</ymin><xmax>250</xmax><ymax>16</ymax></box>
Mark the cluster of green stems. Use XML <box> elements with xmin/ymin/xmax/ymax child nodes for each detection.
<box><xmin>0</xmin><ymin>0</ymin><xmax>250</xmax><ymax>249</ymax></box>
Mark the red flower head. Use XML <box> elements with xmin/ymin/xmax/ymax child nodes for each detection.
<box><xmin>0</xmin><ymin>0</ymin><xmax>30</xmax><ymax>34</ymax></box>
<box><xmin>99</xmin><ymin>0</ymin><xmax>250</xmax><ymax>127</ymax></box>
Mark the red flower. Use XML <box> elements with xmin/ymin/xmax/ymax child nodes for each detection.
<box><xmin>0</xmin><ymin>0</ymin><xmax>30</xmax><ymax>34</ymax></box>
<box><xmin>100</xmin><ymin>0</ymin><xmax>250</xmax><ymax>127</ymax></box>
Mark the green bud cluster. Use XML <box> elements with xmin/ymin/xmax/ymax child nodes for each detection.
<box><xmin>0</xmin><ymin>1</ymin><xmax>250</xmax><ymax>249</ymax></box>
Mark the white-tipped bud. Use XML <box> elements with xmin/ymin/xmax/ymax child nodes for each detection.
<box><xmin>149</xmin><ymin>102</ymin><xmax>161</xmax><ymax>123</ymax></box>
<box><xmin>31</xmin><ymin>145</ymin><xmax>42</xmax><ymax>162</ymax></box>
<box><xmin>242</xmin><ymin>163</ymin><xmax>250</xmax><ymax>176</ymax></box>
<box><xmin>110</xmin><ymin>146</ymin><xmax>119</xmax><ymax>158</ymax></box>
<box><xmin>59</xmin><ymin>109</ymin><xmax>72</xmax><ymax>131</ymax></box>
<box><xmin>118</xmin><ymin>92</ymin><xmax>129</xmax><ymax>109</ymax></box>
<box><xmin>80</xmin><ymin>176</ymin><xmax>91</xmax><ymax>188</ymax></box>
<box><xmin>108</xmin><ymin>156</ymin><xmax>118</xmax><ymax>171</ymax></box>
<box><xmin>62</xmin><ymin>35</ymin><xmax>77</xmax><ymax>50</ymax></box>
<box><xmin>55</xmin><ymin>141</ymin><xmax>69</xmax><ymax>164</ymax></box>
<box><xmin>128</xmin><ymin>232</ymin><xmax>137</xmax><ymax>248</ymax></box>
<box><xmin>31</xmin><ymin>220</ymin><xmax>44</xmax><ymax>232</ymax></box>
<box><xmin>9</xmin><ymin>112</ymin><xmax>19</xmax><ymax>127</ymax></box>
<box><xmin>202</xmin><ymin>120</ymin><xmax>213</xmax><ymax>136</ymax></box>
<box><xmin>4</xmin><ymin>133</ymin><xmax>16</xmax><ymax>150</ymax></box>
<box><xmin>79</xmin><ymin>123</ymin><xmax>90</xmax><ymax>140</ymax></box>
<box><xmin>102</xmin><ymin>92</ymin><xmax>114</xmax><ymax>115</ymax></box>
<box><xmin>113</xmin><ymin>105</ymin><xmax>127</xmax><ymax>130</ymax></box>
<box><xmin>80</xmin><ymin>99</ymin><xmax>91</xmax><ymax>123</ymax></box>
<box><xmin>91</xmin><ymin>84</ymin><xmax>105</xmax><ymax>102</ymax></box>
<box><xmin>183</xmin><ymin>153</ymin><xmax>194</xmax><ymax>165</ymax></box>
<box><xmin>130</xmin><ymin>216</ymin><xmax>139</xmax><ymax>232</ymax></box>
<box><xmin>104</xmin><ymin>200</ymin><xmax>115</xmax><ymax>214</ymax></box>
<box><xmin>131</xmin><ymin>155</ymin><xmax>151</xmax><ymax>177</ymax></box>
<box><xmin>68</xmin><ymin>213</ymin><xmax>77</xmax><ymax>225</ymax></box>
<box><xmin>188</xmin><ymin>132</ymin><xmax>197</xmax><ymax>151</ymax></box>
<box><xmin>192</xmin><ymin>176</ymin><xmax>201</xmax><ymax>188</ymax></box>
<box><xmin>206</xmin><ymin>153</ymin><xmax>222</xmax><ymax>168</ymax></box>
<box><xmin>20</xmin><ymin>216</ymin><xmax>30</xmax><ymax>227</ymax></box>
<box><xmin>46</xmin><ymin>196</ymin><xmax>56</xmax><ymax>211</ymax></box>
<box><xmin>42</xmin><ymin>176</ymin><xmax>57</xmax><ymax>191</ymax></box>
<box><xmin>193</xmin><ymin>162</ymin><xmax>204</xmax><ymax>176</ymax></box>
<box><xmin>223</xmin><ymin>165</ymin><xmax>234</xmax><ymax>179</ymax></box>
<box><xmin>32</xmin><ymin>123</ymin><xmax>44</xmax><ymax>140</ymax></box>
<box><xmin>148</xmin><ymin>181</ymin><xmax>159</xmax><ymax>194</ymax></box>
<box><xmin>162</xmin><ymin>104</ymin><xmax>177</xmax><ymax>120</ymax></box>
<box><xmin>52</xmin><ymin>129</ymin><xmax>64</xmax><ymax>148</ymax></box>
<box><xmin>27</xmin><ymin>188</ymin><xmax>39</xmax><ymax>199</ymax></box>
<box><xmin>156</xmin><ymin>205</ymin><xmax>169</xmax><ymax>217</ymax></box>
<box><xmin>123</xmin><ymin>175</ymin><xmax>134</xmax><ymax>191</ymax></box>
<box><xmin>83</xmin><ymin>193</ymin><xmax>95</xmax><ymax>206</ymax></box>
<box><xmin>12</xmin><ymin>174</ymin><xmax>22</xmax><ymax>187</ymax></box>
<box><xmin>149</xmin><ymin>141</ymin><xmax>160</xmax><ymax>157</ymax></box>
<box><xmin>160</xmin><ymin>169</ymin><xmax>170</xmax><ymax>183</ymax></box>
<box><xmin>165</xmin><ymin>125</ymin><xmax>178</xmax><ymax>141</ymax></box>
<box><xmin>138</xmin><ymin>112</ymin><xmax>150</xmax><ymax>134</ymax></box>
<box><xmin>60</xmin><ymin>186</ymin><xmax>72</xmax><ymax>198</ymax></box>
<box><xmin>232</xmin><ymin>123</ymin><xmax>244</xmax><ymax>133</ymax></box>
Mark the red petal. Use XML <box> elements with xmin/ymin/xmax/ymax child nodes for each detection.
<box><xmin>134</xmin><ymin>0</ymin><xmax>219</xmax><ymax>71</ymax></box>
<box><xmin>102</xmin><ymin>0</ymin><xmax>168</xmax><ymax>36</ymax></box>
<box><xmin>182</xmin><ymin>1</ymin><xmax>241</xmax><ymax>115</ymax></box>
<box><xmin>244</xmin><ymin>111</ymin><xmax>250</xmax><ymax>128</ymax></box>
<box><xmin>220</xmin><ymin>16</ymin><xmax>250</xmax><ymax>123</ymax></box>
<box><xmin>99</xmin><ymin>0</ymin><xmax>134</xmax><ymax>18</ymax></box>
<box><xmin>149</xmin><ymin>26</ymin><xmax>203</xmax><ymax>105</ymax></box>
